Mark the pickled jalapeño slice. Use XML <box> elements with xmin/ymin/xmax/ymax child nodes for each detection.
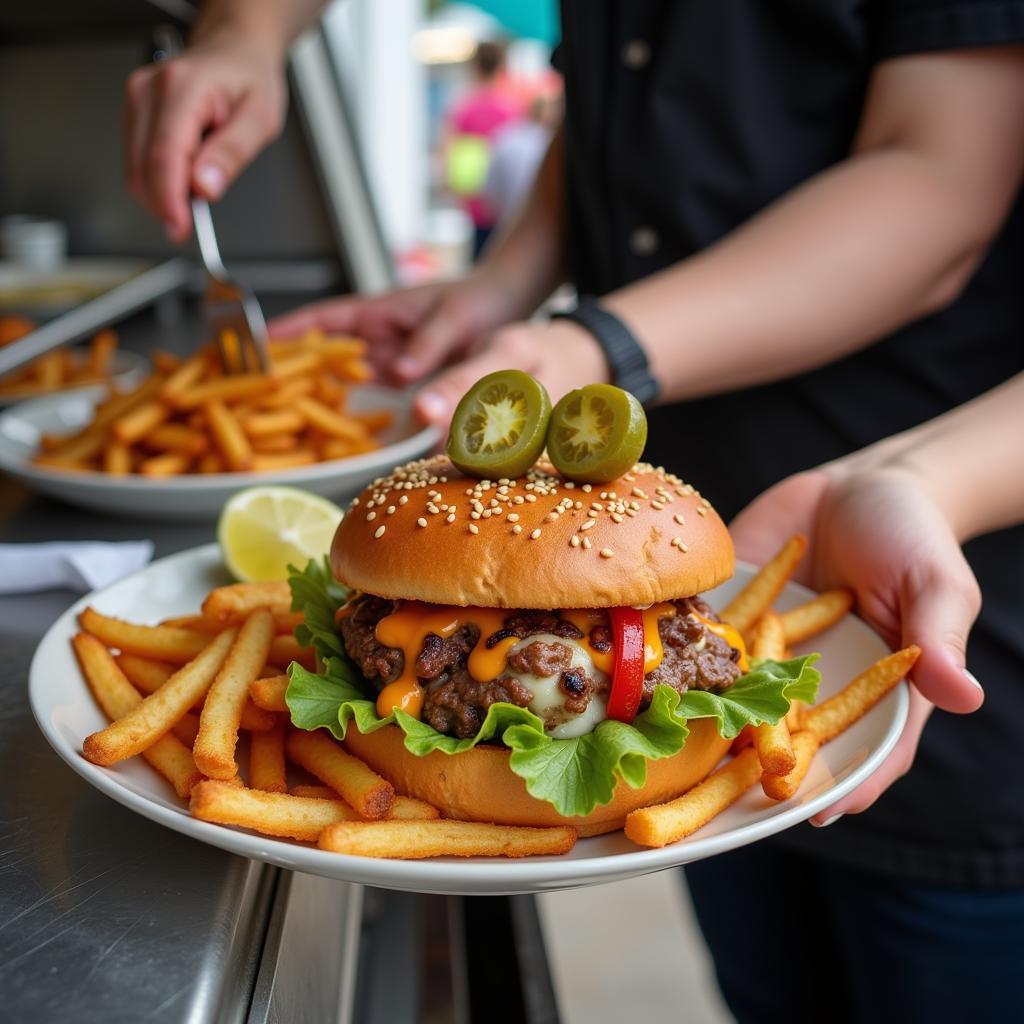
<box><xmin>547</xmin><ymin>384</ymin><xmax>647</xmax><ymax>483</ymax></box>
<box><xmin>446</xmin><ymin>369</ymin><xmax>552</xmax><ymax>478</ymax></box>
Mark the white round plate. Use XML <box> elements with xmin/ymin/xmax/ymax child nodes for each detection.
<box><xmin>0</xmin><ymin>350</ymin><xmax>148</xmax><ymax>408</ymax></box>
<box><xmin>30</xmin><ymin>544</ymin><xmax>908</xmax><ymax>896</ymax></box>
<box><xmin>0</xmin><ymin>385</ymin><xmax>440</xmax><ymax>518</ymax></box>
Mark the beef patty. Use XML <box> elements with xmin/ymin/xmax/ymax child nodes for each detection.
<box><xmin>337</xmin><ymin>594</ymin><xmax>743</xmax><ymax>738</ymax></box>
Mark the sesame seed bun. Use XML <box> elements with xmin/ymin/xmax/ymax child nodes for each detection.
<box><xmin>343</xmin><ymin>717</ymin><xmax>731</xmax><ymax>836</ymax></box>
<box><xmin>330</xmin><ymin>457</ymin><xmax>734</xmax><ymax>609</ymax></box>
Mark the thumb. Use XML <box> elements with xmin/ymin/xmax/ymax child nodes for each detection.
<box><xmin>900</xmin><ymin>566</ymin><xmax>983</xmax><ymax>714</ymax></box>
<box><xmin>191</xmin><ymin>92</ymin><xmax>282</xmax><ymax>200</ymax></box>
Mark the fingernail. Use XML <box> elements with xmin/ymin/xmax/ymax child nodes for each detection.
<box><xmin>417</xmin><ymin>390</ymin><xmax>447</xmax><ymax>423</ymax></box>
<box><xmin>811</xmin><ymin>813</ymin><xmax>844</xmax><ymax>829</ymax></box>
<box><xmin>963</xmin><ymin>669</ymin><xmax>983</xmax><ymax>691</ymax></box>
<box><xmin>195</xmin><ymin>164</ymin><xmax>226</xmax><ymax>199</ymax></box>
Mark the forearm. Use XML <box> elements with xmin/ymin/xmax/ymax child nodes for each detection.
<box><xmin>191</xmin><ymin>0</ymin><xmax>329</xmax><ymax>57</ymax></box>
<box><xmin>474</xmin><ymin>126</ymin><xmax>569</xmax><ymax>319</ymax></box>
<box><xmin>603</xmin><ymin>47</ymin><xmax>1024</xmax><ymax>404</ymax></box>
<box><xmin>846</xmin><ymin>372</ymin><xmax>1024</xmax><ymax>541</ymax></box>
<box><xmin>605</xmin><ymin>147</ymin><xmax>1004</xmax><ymax>402</ymax></box>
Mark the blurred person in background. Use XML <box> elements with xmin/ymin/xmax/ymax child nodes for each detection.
<box><xmin>125</xmin><ymin>2</ymin><xmax>1024</xmax><ymax>1020</ymax></box>
<box><xmin>443</xmin><ymin>39</ymin><xmax>523</xmax><ymax>258</ymax></box>
<box><xmin>482</xmin><ymin>91</ymin><xmax>561</xmax><ymax>229</ymax></box>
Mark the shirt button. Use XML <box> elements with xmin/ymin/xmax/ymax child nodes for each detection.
<box><xmin>621</xmin><ymin>39</ymin><xmax>651</xmax><ymax>69</ymax></box>
<box><xmin>629</xmin><ymin>225</ymin><xmax>659</xmax><ymax>256</ymax></box>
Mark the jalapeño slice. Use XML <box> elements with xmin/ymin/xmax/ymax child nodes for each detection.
<box><xmin>447</xmin><ymin>369</ymin><xmax>552</xmax><ymax>479</ymax></box>
<box><xmin>547</xmin><ymin>384</ymin><xmax>647</xmax><ymax>483</ymax></box>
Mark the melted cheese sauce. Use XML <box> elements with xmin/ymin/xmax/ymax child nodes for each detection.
<box><xmin>366</xmin><ymin>600</ymin><xmax>748</xmax><ymax>720</ymax></box>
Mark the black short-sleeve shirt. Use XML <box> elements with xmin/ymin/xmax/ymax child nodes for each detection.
<box><xmin>558</xmin><ymin>0</ymin><xmax>1024</xmax><ymax>885</ymax></box>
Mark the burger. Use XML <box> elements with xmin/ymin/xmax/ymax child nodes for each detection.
<box><xmin>286</xmin><ymin>455</ymin><xmax>816</xmax><ymax>836</ymax></box>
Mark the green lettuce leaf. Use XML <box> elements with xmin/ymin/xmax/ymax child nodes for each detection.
<box><xmin>284</xmin><ymin>560</ymin><xmax>821</xmax><ymax>818</ymax></box>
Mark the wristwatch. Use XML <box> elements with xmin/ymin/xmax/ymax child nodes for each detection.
<box><xmin>551</xmin><ymin>295</ymin><xmax>659</xmax><ymax>406</ymax></box>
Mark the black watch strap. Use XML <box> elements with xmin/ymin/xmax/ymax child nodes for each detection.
<box><xmin>551</xmin><ymin>295</ymin><xmax>659</xmax><ymax>406</ymax></box>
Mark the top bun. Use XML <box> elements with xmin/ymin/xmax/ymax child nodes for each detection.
<box><xmin>330</xmin><ymin>456</ymin><xmax>734</xmax><ymax>609</ymax></box>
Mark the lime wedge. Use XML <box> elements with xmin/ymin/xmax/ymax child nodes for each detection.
<box><xmin>217</xmin><ymin>486</ymin><xmax>343</xmax><ymax>582</ymax></box>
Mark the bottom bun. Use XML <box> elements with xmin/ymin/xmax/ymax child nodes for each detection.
<box><xmin>343</xmin><ymin>718</ymin><xmax>731</xmax><ymax>837</ymax></box>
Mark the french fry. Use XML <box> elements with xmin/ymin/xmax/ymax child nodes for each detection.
<box><xmin>624</xmin><ymin>747</ymin><xmax>763</xmax><ymax>848</ymax></box>
<box><xmin>35</xmin><ymin>351</ymin><xmax>64</xmax><ymax>390</ymax></box>
<box><xmin>205</xmin><ymin>400</ymin><xmax>252</xmax><ymax>471</ymax></box>
<box><xmin>780</xmin><ymin>589</ymin><xmax>855</xmax><ymax>645</ymax></box>
<box><xmin>82</xmin><ymin>627</ymin><xmax>237</xmax><ymax>766</ymax></box>
<box><xmin>252</xmin><ymin>433</ymin><xmax>300</xmax><ymax>454</ymax></box>
<box><xmin>750</xmin><ymin>614</ymin><xmax>796</xmax><ymax>776</ymax></box>
<box><xmin>294</xmin><ymin>396</ymin><xmax>371</xmax><ymax>442</ymax></box>
<box><xmin>103</xmin><ymin>442</ymin><xmax>131</xmax><ymax>476</ymax></box>
<box><xmin>73</xmin><ymin>634</ymin><xmax>202</xmax><ymax>798</ymax></box>
<box><xmin>116</xmin><ymin>652</ymin><xmax>275</xmax><ymax>731</ymax></box>
<box><xmin>171</xmin><ymin>374</ymin><xmax>271</xmax><ymax>410</ymax></box>
<box><xmin>804</xmin><ymin>646</ymin><xmax>920</xmax><ymax>745</ymax></box>
<box><xmin>190</xmin><ymin>781</ymin><xmax>364</xmax><ymax>840</ymax></box>
<box><xmin>721</xmin><ymin>535</ymin><xmax>808</xmax><ymax>635</ymax></box>
<box><xmin>160</xmin><ymin>354</ymin><xmax>208</xmax><ymax>400</ymax></box>
<box><xmin>241</xmin><ymin>409</ymin><xmax>306</xmax><ymax>438</ymax></box>
<box><xmin>79</xmin><ymin>607</ymin><xmax>211</xmax><ymax>662</ymax></box>
<box><xmin>202</xmin><ymin>581</ymin><xmax>292</xmax><ymax>622</ymax></box>
<box><xmin>249</xmin><ymin>718</ymin><xmax>287</xmax><ymax>793</ymax></box>
<box><xmin>197</xmin><ymin>451</ymin><xmax>224</xmax><ymax>474</ymax></box>
<box><xmin>172</xmin><ymin>711</ymin><xmax>201</xmax><ymax>747</ymax></box>
<box><xmin>318</xmin><ymin>820</ymin><xmax>577</xmax><ymax>859</ymax></box>
<box><xmin>150</xmin><ymin>349</ymin><xmax>181</xmax><ymax>374</ymax></box>
<box><xmin>785</xmin><ymin>701</ymin><xmax>804</xmax><ymax>733</ymax></box>
<box><xmin>87</xmin><ymin>329</ymin><xmax>117</xmax><ymax>376</ymax></box>
<box><xmin>139</xmin><ymin>452</ymin><xmax>191</xmax><ymax>477</ymax></box>
<box><xmin>112</xmin><ymin>401</ymin><xmax>168</xmax><ymax>444</ymax></box>
<box><xmin>285</xmin><ymin>729</ymin><xmax>394</xmax><ymax>820</ymax></box>
<box><xmin>321</xmin><ymin>438</ymin><xmax>376</xmax><ymax>461</ymax></box>
<box><xmin>194</xmin><ymin>609</ymin><xmax>276</xmax><ymax>779</ymax></box>
<box><xmin>761</xmin><ymin>730</ymin><xmax>820</xmax><ymax>801</ymax></box>
<box><xmin>257</xmin><ymin>376</ymin><xmax>315</xmax><ymax>408</ymax></box>
<box><xmin>352</xmin><ymin>410</ymin><xmax>393</xmax><ymax>433</ymax></box>
<box><xmin>286</xmin><ymin>784</ymin><xmax>440</xmax><ymax>820</ymax></box>
<box><xmin>268</xmin><ymin>634</ymin><xmax>315</xmax><ymax>670</ymax></box>
<box><xmin>143</xmin><ymin>423</ymin><xmax>209</xmax><ymax>456</ymax></box>
<box><xmin>271</xmin><ymin>349</ymin><xmax>322</xmax><ymax>380</ymax></box>
<box><xmin>250</xmin><ymin>674</ymin><xmax>289</xmax><ymax>713</ymax></box>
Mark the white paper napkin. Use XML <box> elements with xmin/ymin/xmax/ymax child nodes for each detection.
<box><xmin>0</xmin><ymin>541</ymin><xmax>154</xmax><ymax>594</ymax></box>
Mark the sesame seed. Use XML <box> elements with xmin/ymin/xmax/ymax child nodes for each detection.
<box><xmin>386</xmin><ymin>505</ymin><xmax>396</xmax><ymax>515</ymax></box>
<box><xmin>582</xmin><ymin>536</ymin><xmax>592</xmax><ymax>550</ymax></box>
<box><xmin>545</xmin><ymin>512</ymin><xmax>558</xmax><ymax>522</ymax></box>
<box><xmin>582</xmin><ymin>484</ymin><xmax>592</xmax><ymax>493</ymax></box>
<box><xmin>374</xmin><ymin>525</ymin><xmax>386</xmax><ymax>539</ymax></box>
<box><xmin>525</xmin><ymin>494</ymin><xmax>537</xmax><ymax>503</ymax></box>
<box><xmin>507</xmin><ymin>513</ymin><xmax>520</xmax><ymax>523</ymax></box>
<box><xmin>470</xmin><ymin>511</ymin><xmax>481</xmax><ymax>520</ymax></box>
<box><xmin>600</xmin><ymin>548</ymin><xmax>614</xmax><ymax>559</ymax></box>
<box><xmin>611</xmin><ymin>512</ymin><xmax>624</xmax><ymax>523</ymax></box>
<box><xmin>591</xmin><ymin>502</ymin><xmax>604</xmax><ymax>512</ymax></box>
<box><xmin>482</xmin><ymin>510</ymin><xmax>492</xmax><ymax>518</ymax></box>
<box><xmin>580</xmin><ymin>519</ymin><xmax>597</xmax><ymax>531</ymax></box>
<box><xmin>697</xmin><ymin>507</ymin><xmax>707</xmax><ymax>517</ymax></box>
<box><xmin>446</xmin><ymin>512</ymin><xmax>456</xmax><ymax>524</ymax></box>
<box><xmin>512</xmin><ymin>524</ymin><xmax>523</xmax><ymax>534</ymax></box>
<box><xmin>570</xmin><ymin>535</ymin><xmax>581</xmax><ymax>548</ymax></box>
<box><xmin>417</xmin><ymin>517</ymin><xmax>428</xmax><ymax>528</ymax></box>
<box><xmin>651</xmin><ymin>500</ymin><xmax>664</xmax><ymax>510</ymax></box>
<box><xmin>399</xmin><ymin>495</ymin><xmax>409</xmax><ymax>505</ymax></box>
<box><xmin>530</xmin><ymin>528</ymin><xmax>542</xmax><ymax>540</ymax></box>
<box><xmin>632</xmin><ymin>488</ymin><xmax>648</xmax><ymax>499</ymax></box>
<box><xmin>626</xmin><ymin>508</ymin><xmax>638</xmax><ymax>517</ymax></box>
<box><xmin>674</xmin><ymin>513</ymin><xmax>686</xmax><ymax>525</ymax></box>
<box><xmin>352</xmin><ymin>497</ymin><xmax>361</xmax><ymax>506</ymax></box>
<box><xmin>366</xmin><ymin>511</ymin><xmax>377</xmax><ymax>521</ymax></box>
<box><xmin>565</xmin><ymin>481</ymin><xmax>576</xmax><ymax>489</ymax></box>
<box><xmin>468</xmin><ymin>523</ymin><xmax>479</xmax><ymax>535</ymax></box>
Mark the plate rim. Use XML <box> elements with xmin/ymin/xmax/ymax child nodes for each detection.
<box><xmin>29</xmin><ymin>543</ymin><xmax>909</xmax><ymax>894</ymax></box>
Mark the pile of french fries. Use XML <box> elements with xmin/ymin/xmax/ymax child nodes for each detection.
<box><xmin>33</xmin><ymin>329</ymin><xmax>392</xmax><ymax>476</ymax></box>
<box><xmin>75</xmin><ymin>581</ymin><xmax>577</xmax><ymax>860</ymax></box>
<box><xmin>0</xmin><ymin>324</ymin><xmax>121</xmax><ymax>400</ymax></box>
<box><xmin>72</xmin><ymin>536</ymin><xmax>917</xmax><ymax>860</ymax></box>
<box><xmin>623</xmin><ymin>536</ymin><xmax>919</xmax><ymax>847</ymax></box>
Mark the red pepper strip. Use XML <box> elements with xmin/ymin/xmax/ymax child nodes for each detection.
<box><xmin>607</xmin><ymin>607</ymin><xmax>645</xmax><ymax>723</ymax></box>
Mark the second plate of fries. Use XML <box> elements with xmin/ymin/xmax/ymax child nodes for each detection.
<box><xmin>30</xmin><ymin>543</ymin><xmax>909</xmax><ymax>895</ymax></box>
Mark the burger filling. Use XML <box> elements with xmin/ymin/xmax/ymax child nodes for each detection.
<box><xmin>338</xmin><ymin>595</ymin><xmax>744</xmax><ymax>740</ymax></box>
